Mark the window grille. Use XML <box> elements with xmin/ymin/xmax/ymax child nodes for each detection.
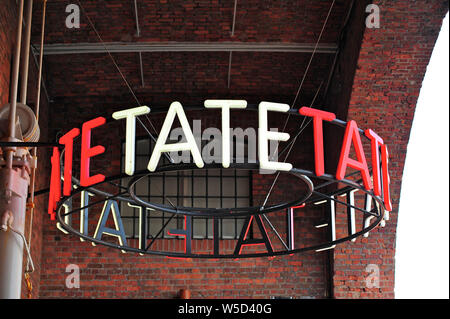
<box><xmin>120</xmin><ymin>137</ymin><xmax>252</xmax><ymax>239</ymax></box>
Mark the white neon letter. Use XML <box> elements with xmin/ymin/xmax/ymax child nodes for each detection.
<box><xmin>112</xmin><ymin>106</ymin><xmax>151</xmax><ymax>176</ymax></box>
<box><xmin>93</xmin><ymin>200</ymin><xmax>127</xmax><ymax>253</ymax></box>
<box><xmin>148</xmin><ymin>102</ymin><xmax>204</xmax><ymax>172</ymax></box>
<box><xmin>258</xmin><ymin>102</ymin><xmax>293</xmax><ymax>171</ymax></box>
<box><xmin>204</xmin><ymin>100</ymin><xmax>247</xmax><ymax>168</ymax></box>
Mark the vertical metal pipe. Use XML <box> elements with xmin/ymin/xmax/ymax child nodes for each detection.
<box><xmin>227</xmin><ymin>51</ymin><xmax>232</xmax><ymax>88</ymax></box>
<box><xmin>231</xmin><ymin>0</ymin><xmax>238</xmax><ymax>37</ymax></box>
<box><xmin>6</xmin><ymin>0</ymin><xmax>25</xmax><ymax>168</ymax></box>
<box><xmin>286</xmin><ymin>208</ymin><xmax>294</xmax><ymax>250</ymax></box>
<box><xmin>0</xmin><ymin>168</ymin><xmax>29</xmax><ymax>299</ymax></box>
<box><xmin>20</xmin><ymin>0</ymin><xmax>33</xmax><ymax>105</ymax></box>
<box><xmin>138</xmin><ymin>52</ymin><xmax>144</xmax><ymax>87</ymax></box>
<box><xmin>133</xmin><ymin>0</ymin><xmax>140</xmax><ymax>37</ymax></box>
<box><xmin>35</xmin><ymin>0</ymin><xmax>47</xmax><ymax>124</ymax></box>
<box><xmin>0</xmin><ymin>0</ymin><xmax>30</xmax><ymax>299</ymax></box>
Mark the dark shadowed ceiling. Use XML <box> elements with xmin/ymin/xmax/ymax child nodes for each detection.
<box><xmin>29</xmin><ymin>0</ymin><xmax>367</xmax><ymax>111</ymax></box>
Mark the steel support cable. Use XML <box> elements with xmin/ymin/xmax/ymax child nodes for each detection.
<box><xmin>263</xmin><ymin>1</ymin><xmax>367</xmax><ymax>256</ymax></box>
<box><xmin>267</xmin><ymin>0</ymin><xmax>336</xmax><ymax>167</ymax></box>
<box><xmin>261</xmin><ymin>0</ymin><xmax>336</xmax><ymax>207</ymax></box>
<box><xmin>277</xmin><ymin>0</ymin><xmax>359</xmax><ymax>165</ymax></box>
<box><xmin>231</xmin><ymin>0</ymin><xmax>238</xmax><ymax>37</ymax></box>
<box><xmin>288</xmin><ymin>0</ymin><xmax>336</xmax><ymax>119</ymax></box>
<box><xmin>259</xmin><ymin>82</ymin><xmax>323</xmax><ymax>251</ymax></box>
<box><xmin>5</xmin><ymin>225</ymin><xmax>35</xmax><ymax>274</ymax></box>
<box><xmin>257</xmin><ymin>0</ymin><xmax>336</xmax><ymax>250</ymax></box>
<box><xmin>76</xmin><ymin>0</ymin><xmax>173</xmax><ymax>165</ymax></box>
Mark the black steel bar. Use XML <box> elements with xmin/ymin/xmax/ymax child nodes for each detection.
<box><xmin>314</xmin><ymin>168</ymin><xmax>370</xmax><ymax>191</ymax></box>
<box><xmin>60</xmin><ymin>191</ymin><xmax>128</xmax><ymax>217</ymax></box>
<box><xmin>286</xmin><ymin>208</ymin><xmax>294</xmax><ymax>250</ymax></box>
<box><xmin>56</xmin><ymin>186</ymin><xmax>384</xmax><ymax>258</ymax></box>
<box><xmin>0</xmin><ymin>141</ymin><xmax>59</xmax><ymax>147</ymax></box>
<box><xmin>312</xmin><ymin>191</ymin><xmax>379</xmax><ymax>217</ymax></box>
<box><xmin>139</xmin><ymin>206</ymin><xmax>147</xmax><ymax>249</ymax></box>
<box><xmin>261</xmin><ymin>214</ymin><xmax>289</xmax><ymax>251</ymax></box>
<box><xmin>213</xmin><ymin>218</ymin><xmax>219</xmax><ymax>254</ymax></box>
<box><xmin>145</xmin><ymin>213</ymin><xmax>176</xmax><ymax>251</ymax></box>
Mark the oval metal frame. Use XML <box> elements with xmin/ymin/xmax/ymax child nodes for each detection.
<box><xmin>53</xmin><ymin>105</ymin><xmax>389</xmax><ymax>258</ymax></box>
<box><xmin>56</xmin><ymin>166</ymin><xmax>385</xmax><ymax>259</ymax></box>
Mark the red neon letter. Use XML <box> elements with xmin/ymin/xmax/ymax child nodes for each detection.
<box><xmin>299</xmin><ymin>107</ymin><xmax>336</xmax><ymax>176</ymax></box>
<box><xmin>167</xmin><ymin>216</ymin><xmax>192</xmax><ymax>256</ymax></box>
<box><xmin>336</xmin><ymin>120</ymin><xmax>372</xmax><ymax>190</ymax></box>
<box><xmin>80</xmin><ymin>117</ymin><xmax>106</xmax><ymax>187</ymax></box>
<box><xmin>48</xmin><ymin>147</ymin><xmax>61</xmax><ymax>220</ymax></box>
<box><xmin>59</xmin><ymin>128</ymin><xmax>80</xmax><ymax>196</ymax></box>
<box><xmin>380</xmin><ymin>144</ymin><xmax>393</xmax><ymax>211</ymax></box>
<box><xmin>365</xmin><ymin>129</ymin><xmax>383</xmax><ymax>196</ymax></box>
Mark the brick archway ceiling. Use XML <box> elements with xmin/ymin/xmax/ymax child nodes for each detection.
<box><xmin>30</xmin><ymin>0</ymin><xmax>361</xmax><ymax>112</ymax></box>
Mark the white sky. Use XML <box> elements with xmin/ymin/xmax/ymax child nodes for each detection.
<box><xmin>395</xmin><ymin>13</ymin><xmax>449</xmax><ymax>299</ymax></box>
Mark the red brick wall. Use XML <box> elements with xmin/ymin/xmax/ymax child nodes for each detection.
<box><xmin>33</xmin><ymin>0</ymin><xmax>348</xmax><ymax>44</ymax></box>
<box><xmin>332</xmin><ymin>0</ymin><xmax>448</xmax><ymax>298</ymax></box>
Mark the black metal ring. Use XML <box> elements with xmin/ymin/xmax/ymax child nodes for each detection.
<box><xmin>127</xmin><ymin>162</ymin><xmax>314</xmax><ymax>218</ymax></box>
<box><xmin>55</xmin><ymin>194</ymin><xmax>384</xmax><ymax>259</ymax></box>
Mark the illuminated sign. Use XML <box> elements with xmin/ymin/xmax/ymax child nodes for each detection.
<box><xmin>48</xmin><ymin>100</ymin><xmax>392</xmax><ymax>259</ymax></box>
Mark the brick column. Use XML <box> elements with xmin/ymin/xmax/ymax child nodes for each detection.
<box><xmin>333</xmin><ymin>0</ymin><xmax>448</xmax><ymax>298</ymax></box>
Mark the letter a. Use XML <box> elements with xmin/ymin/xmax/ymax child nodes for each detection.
<box><xmin>336</xmin><ymin>120</ymin><xmax>372</xmax><ymax>190</ymax></box>
<box><xmin>148</xmin><ymin>102</ymin><xmax>204</xmax><ymax>171</ymax></box>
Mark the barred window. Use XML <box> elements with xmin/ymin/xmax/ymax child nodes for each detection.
<box><xmin>120</xmin><ymin>137</ymin><xmax>252</xmax><ymax>239</ymax></box>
